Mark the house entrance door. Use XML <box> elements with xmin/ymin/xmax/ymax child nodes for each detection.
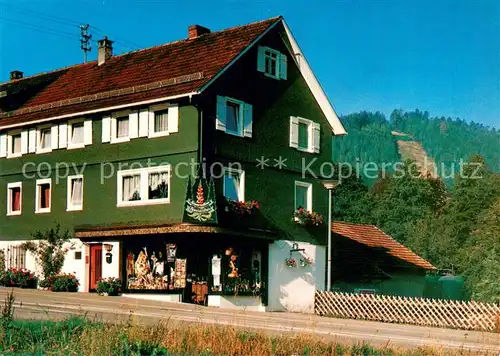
<box><xmin>89</xmin><ymin>244</ymin><xmax>103</xmax><ymax>291</ymax></box>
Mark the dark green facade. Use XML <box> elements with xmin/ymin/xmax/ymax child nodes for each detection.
<box><xmin>0</xmin><ymin>24</ymin><xmax>336</xmax><ymax>244</ymax></box>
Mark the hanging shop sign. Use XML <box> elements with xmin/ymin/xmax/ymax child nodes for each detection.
<box><xmin>182</xmin><ymin>175</ymin><xmax>218</xmax><ymax>224</ymax></box>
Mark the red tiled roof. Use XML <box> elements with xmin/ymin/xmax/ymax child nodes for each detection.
<box><xmin>332</xmin><ymin>221</ymin><xmax>436</xmax><ymax>270</ymax></box>
<box><xmin>0</xmin><ymin>17</ymin><xmax>281</xmax><ymax>127</ymax></box>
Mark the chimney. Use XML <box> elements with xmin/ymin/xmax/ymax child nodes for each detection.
<box><xmin>188</xmin><ymin>25</ymin><xmax>211</xmax><ymax>39</ymax></box>
<box><xmin>10</xmin><ymin>70</ymin><xmax>23</xmax><ymax>80</ymax></box>
<box><xmin>97</xmin><ymin>37</ymin><xmax>114</xmax><ymax>65</ymax></box>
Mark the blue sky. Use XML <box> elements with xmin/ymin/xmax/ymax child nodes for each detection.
<box><xmin>0</xmin><ymin>0</ymin><xmax>498</xmax><ymax>128</ymax></box>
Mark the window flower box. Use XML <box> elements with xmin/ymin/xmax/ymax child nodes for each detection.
<box><xmin>225</xmin><ymin>198</ymin><xmax>260</xmax><ymax>217</ymax></box>
<box><xmin>293</xmin><ymin>208</ymin><xmax>324</xmax><ymax>227</ymax></box>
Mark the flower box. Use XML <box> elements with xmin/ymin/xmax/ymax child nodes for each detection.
<box><xmin>225</xmin><ymin>199</ymin><xmax>260</xmax><ymax>217</ymax></box>
<box><xmin>293</xmin><ymin>208</ymin><xmax>324</xmax><ymax>227</ymax></box>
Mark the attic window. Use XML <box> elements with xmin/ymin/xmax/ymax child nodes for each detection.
<box><xmin>257</xmin><ymin>46</ymin><xmax>287</xmax><ymax>80</ymax></box>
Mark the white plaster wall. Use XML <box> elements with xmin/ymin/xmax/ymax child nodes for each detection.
<box><xmin>101</xmin><ymin>241</ymin><xmax>120</xmax><ymax>279</ymax></box>
<box><xmin>208</xmin><ymin>295</ymin><xmax>265</xmax><ymax>312</ymax></box>
<box><xmin>267</xmin><ymin>240</ymin><xmax>326</xmax><ymax>313</ymax></box>
<box><xmin>0</xmin><ymin>239</ymin><xmax>87</xmax><ymax>292</ymax></box>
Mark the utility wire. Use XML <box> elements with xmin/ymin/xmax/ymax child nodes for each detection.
<box><xmin>0</xmin><ymin>16</ymin><xmax>80</xmax><ymax>41</ymax></box>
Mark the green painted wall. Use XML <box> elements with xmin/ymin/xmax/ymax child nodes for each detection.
<box><xmin>200</xmin><ymin>24</ymin><xmax>335</xmax><ymax>244</ymax></box>
<box><xmin>333</xmin><ymin>272</ymin><xmax>427</xmax><ymax>297</ymax></box>
<box><xmin>0</xmin><ymin>104</ymin><xmax>199</xmax><ymax>240</ymax></box>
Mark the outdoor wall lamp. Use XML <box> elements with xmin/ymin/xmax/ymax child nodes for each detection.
<box><xmin>104</xmin><ymin>244</ymin><xmax>113</xmax><ymax>264</ymax></box>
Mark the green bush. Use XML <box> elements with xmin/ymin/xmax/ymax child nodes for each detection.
<box><xmin>96</xmin><ymin>277</ymin><xmax>122</xmax><ymax>296</ymax></box>
<box><xmin>0</xmin><ymin>268</ymin><xmax>37</xmax><ymax>288</ymax></box>
<box><xmin>48</xmin><ymin>273</ymin><xmax>79</xmax><ymax>292</ymax></box>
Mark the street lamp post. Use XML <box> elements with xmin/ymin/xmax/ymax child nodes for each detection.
<box><xmin>322</xmin><ymin>180</ymin><xmax>339</xmax><ymax>291</ymax></box>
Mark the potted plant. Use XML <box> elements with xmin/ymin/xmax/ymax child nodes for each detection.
<box><xmin>96</xmin><ymin>277</ymin><xmax>122</xmax><ymax>296</ymax></box>
<box><xmin>300</xmin><ymin>257</ymin><xmax>314</xmax><ymax>267</ymax></box>
<box><xmin>285</xmin><ymin>257</ymin><xmax>297</xmax><ymax>268</ymax></box>
<box><xmin>293</xmin><ymin>208</ymin><xmax>324</xmax><ymax>227</ymax></box>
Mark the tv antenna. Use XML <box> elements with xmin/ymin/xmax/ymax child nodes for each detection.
<box><xmin>79</xmin><ymin>24</ymin><xmax>92</xmax><ymax>63</ymax></box>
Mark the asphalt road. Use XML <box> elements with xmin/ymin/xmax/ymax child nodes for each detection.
<box><xmin>1</xmin><ymin>288</ymin><xmax>499</xmax><ymax>353</ymax></box>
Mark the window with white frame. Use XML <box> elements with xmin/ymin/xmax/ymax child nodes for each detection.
<box><xmin>67</xmin><ymin>175</ymin><xmax>84</xmax><ymax>211</ymax></box>
<box><xmin>10</xmin><ymin>133</ymin><xmax>22</xmax><ymax>156</ymax></box>
<box><xmin>294</xmin><ymin>181</ymin><xmax>312</xmax><ymax>211</ymax></box>
<box><xmin>147</xmin><ymin>103</ymin><xmax>179</xmax><ymax>138</ymax></box>
<box><xmin>37</xmin><ymin>126</ymin><xmax>52</xmax><ymax>152</ymax></box>
<box><xmin>216</xmin><ymin>96</ymin><xmax>253</xmax><ymax>138</ymax></box>
<box><xmin>35</xmin><ymin>178</ymin><xmax>51</xmax><ymax>213</ymax></box>
<box><xmin>153</xmin><ymin>110</ymin><xmax>168</xmax><ymax>135</ymax></box>
<box><xmin>117</xmin><ymin>166</ymin><xmax>170</xmax><ymax>206</ymax></box>
<box><xmin>223</xmin><ymin>167</ymin><xmax>245</xmax><ymax>202</ymax></box>
<box><xmin>289</xmin><ymin>116</ymin><xmax>320</xmax><ymax>153</ymax></box>
<box><xmin>257</xmin><ymin>46</ymin><xmax>287</xmax><ymax>80</ymax></box>
<box><xmin>7</xmin><ymin>182</ymin><xmax>22</xmax><ymax>216</ymax></box>
<box><xmin>69</xmin><ymin>121</ymin><xmax>85</xmax><ymax>147</ymax></box>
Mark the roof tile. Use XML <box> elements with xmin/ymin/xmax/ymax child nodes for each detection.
<box><xmin>332</xmin><ymin>221</ymin><xmax>436</xmax><ymax>270</ymax></box>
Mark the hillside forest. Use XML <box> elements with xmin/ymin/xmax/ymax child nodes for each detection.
<box><xmin>331</xmin><ymin>110</ymin><xmax>500</xmax><ymax>303</ymax></box>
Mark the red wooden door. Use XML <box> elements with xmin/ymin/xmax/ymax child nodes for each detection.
<box><xmin>89</xmin><ymin>244</ymin><xmax>102</xmax><ymax>290</ymax></box>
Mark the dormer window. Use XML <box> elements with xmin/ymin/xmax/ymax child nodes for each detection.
<box><xmin>257</xmin><ymin>46</ymin><xmax>287</xmax><ymax>80</ymax></box>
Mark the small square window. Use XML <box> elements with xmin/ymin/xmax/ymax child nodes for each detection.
<box><xmin>295</xmin><ymin>181</ymin><xmax>312</xmax><ymax>211</ymax></box>
<box><xmin>7</xmin><ymin>182</ymin><xmax>22</xmax><ymax>216</ymax></box>
<box><xmin>154</xmin><ymin>110</ymin><xmax>168</xmax><ymax>134</ymax></box>
<box><xmin>116</xmin><ymin>116</ymin><xmax>129</xmax><ymax>138</ymax></box>
<box><xmin>74</xmin><ymin>251</ymin><xmax>82</xmax><ymax>260</ymax></box>
<box><xmin>36</xmin><ymin>179</ymin><xmax>51</xmax><ymax>213</ymax></box>
<box><xmin>39</xmin><ymin>128</ymin><xmax>51</xmax><ymax>150</ymax></box>
<box><xmin>223</xmin><ymin>168</ymin><xmax>245</xmax><ymax>202</ymax></box>
<box><xmin>11</xmin><ymin>134</ymin><xmax>21</xmax><ymax>155</ymax></box>
<box><xmin>70</xmin><ymin>122</ymin><xmax>85</xmax><ymax>146</ymax></box>
<box><xmin>67</xmin><ymin>175</ymin><xmax>84</xmax><ymax>211</ymax></box>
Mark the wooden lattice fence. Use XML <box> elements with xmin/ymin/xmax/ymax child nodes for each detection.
<box><xmin>315</xmin><ymin>291</ymin><xmax>500</xmax><ymax>332</ymax></box>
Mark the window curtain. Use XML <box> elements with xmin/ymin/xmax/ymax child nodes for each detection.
<box><xmin>41</xmin><ymin>130</ymin><xmax>51</xmax><ymax>149</ymax></box>
<box><xmin>154</xmin><ymin>111</ymin><xmax>168</xmax><ymax>133</ymax></box>
<box><xmin>72</xmin><ymin>124</ymin><xmax>84</xmax><ymax>144</ymax></box>
<box><xmin>117</xmin><ymin>118</ymin><xmax>129</xmax><ymax>138</ymax></box>
<box><xmin>149</xmin><ymin>172</ymin><xmax>168</xmax><ymax>190</ymax></box>
<box><xmin>122</xmin><ymin>175</ymin><xmax>140</xmax><ymax>201</ymax></box>
<box><xmin>13</xmin><ymin>136</ymin><xmax>21</xmax><ymax>153</ymax></box>
<box><xmin>71</xmin><ymin>179</ymin><xmax>83</xmax><ymax>206</ymax></box>
<box><xmin>41</xmin><ymin>185</ymin><xmax>50</xmax><ymax>209</ymax></box>
<box><xmin>12</xmin><ymin>188</ymin><xmax>20</xmax><ymax>211</ymax></box>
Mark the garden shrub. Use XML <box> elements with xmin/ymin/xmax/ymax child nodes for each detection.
<box><xmin>47</xmin><ymin>273</ymin><xmax>79</xmax><ymax>292</ymax></box>
<box><xmin>96</xmin><ymin>277</ymin><xmax>122</xmax><ymax>296</ymax></box>
<box><xmin>0</xmin><ymin>268</ymin><xmax>37</xmax><ymax>288</ymax></box>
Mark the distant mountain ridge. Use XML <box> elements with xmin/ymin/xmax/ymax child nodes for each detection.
<box><xmin>333</xmin><ymin>110</ymin><xmax>499</xmax><ymax>182</ymax></box>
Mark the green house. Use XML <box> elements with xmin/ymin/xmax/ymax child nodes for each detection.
<box><xmin>0</xmin><ymin>17</ymin><xmax>346</xmax><ymax>312</ymax></box>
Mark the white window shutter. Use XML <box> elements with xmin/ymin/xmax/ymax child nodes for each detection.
<box><xmin>312</xmin><ymin>122</ymin><xmax>321</xmax><ymax>153</ymax></box>
<box><xmin>289</xmin><ymin>116</ymin><xmax>299</xmax><ymax>148</ymax></box>
<box><xmin>50</xmin><ymin>126</ymin><xmax>59</xmax><ymax>150</ymax></box>
<box><xmin>0</xmin><ymin>134</ymin><xmax>7</xmax><ymax>158</ymax></box>
<box><xmin>257</xmin><ymin>46</ymin><xmax>266</xmax><ymax>73</ymax></box>
<box><xmin>102</xmin><ymin>116</ymin><xmax>111</xmax><ymax>143</ymax></box>
<box><xmin>84</xmin><ymin>120</ymin><xmax>93</xmax><ymax>145</ymax></box>
<box><xmin>279</xmin><ymin>53</ymin><xmax>288</xmax><ymax>80</ymax></box>
<box><xmin>139</xmin><ymin>109</ymin><xmax>149</xmax><ymax>137</ymax></box>
<box><xmin>21</xmin><ymin>130</ymin><xmax>29</xmax><ymax>154</ymax></box>
<box><xmin>129</xmin><ymin>111</ymin><xmax>138</xmax><ymax>139</ymax></box>
<box><xmin>216</xmin><ymin>96</ymin><xmax>227</xmax><ymax>132</ymax></box>
<box><xmin>59</xmin><ymin>123</ymin><xmax>68</xmax><ymax>148</ymax></box>
<box><xmin>28</xmin><ymin>129</ymin><xmax>37</xmax><ymax>153</ymax></box>
<box><xmin>243</xmin><ymin>103</ymin><xmax>253</xmax><ymax>138</ymax></box>
<box><xmin>168</xmin><ymin>104</ymin><xmax>179</xmax><ymax>133</ymax></box>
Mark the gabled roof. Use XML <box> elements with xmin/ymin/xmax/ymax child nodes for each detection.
<box><xmin>332</xmin><ymin>221</ymin><xmax>436</xmax><ymax>270</ymax></box>
<box><xmin>0</xmin><ymin>17</ymin><xmax>346</xmax><ymax>135</ymax></box>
